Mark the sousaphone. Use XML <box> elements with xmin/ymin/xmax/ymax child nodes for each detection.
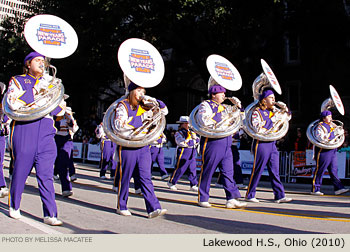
<box><xmin>103</xmin><ymin>38</ymin><xmax>166</xmax><ymax>147</ymax></box>
<box><xmin>189</xmin><ymin>54</ymin><xmax>243</xmax><ymax>138</ymax></box>
<box><xmin>306</xmin><ymin>85</ymin><xmax>345</xmax><ymax>149</ymax></box>
<box><xmin>2</xmin><ymin>14</ymin><xmax>78</xmax><ymax>121</ymax></box>
<box><xmin>243</xmin><ymin>59</ymin><xmax>290</xmax><ymax>141</ymax></box>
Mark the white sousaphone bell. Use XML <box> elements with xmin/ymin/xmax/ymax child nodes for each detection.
<box><xmin>2</xmin><ymin>14</ymin><xmax>78</xmax><ymax>121</ymax></box>
<box><xmin>306</xmin><ymin>85</ymin><xmax>345</xmax><ymax>149</ymax></box>
<box><xmin>243</xmin><ymin>59</ymin><xmax>290</xmax><ymax>141</ymax></box>
<box><xmin>103</xmin><ymin>38</ymin><xmax>166</xmax><ymax>147</ymax></box>
<box><xmin>189</xmin><ymin>54</ymin><xmax>243</xmax><ymax>138</ymax></box>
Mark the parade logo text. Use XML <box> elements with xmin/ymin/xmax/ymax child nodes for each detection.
<box><xmin>215</xmin><ymin>62</ymin><xmax>234</xmax><ymax>81</ymax></box>
<box><xmin>264</xmin><ymin>66</ymin><xmax>278</xmax><ymax>86</ymax></box>
<box><xmin>129</xmin><ymin>49</ymin><xmax>155</xmax><ymax>73</ymax></box>
<box><xmin>37</xmin><ymin>23</ymin><xmax>66</xmax><ymax>46</ymax></box>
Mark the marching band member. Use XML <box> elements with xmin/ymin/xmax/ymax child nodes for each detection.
<box><xmin>54</xmin><ymin>105</ymin><xmax>79</xmax><ymax>197</ymax></box>
<box><xmin>168</xmin><ymin>116</ymin><xmax>199</xmax><ymax>191</ymax></box>
<box><xmin>150</xmin><ymin>132</ymin><xmax>170</xmax><ymax>180</ymax></box>
<box><xmin>245</xmin><ymin>89</ymin><xmax>292</xmax><ymax>203</ymax></box>
<box><xmin>6</xmin><ymin>52</ymin><xmax>65</xmax><ymax>225</ymax></box>
<box><xmin>114</xmin><ymin>81</ymin><xmax>167</xmax><ymax>218</ymax></box>
<box><xmin>0</xmin><ymin>82</ymin><xmax>10</xmax><ymax>198</ymax></box>
<box><xmin>95</xmin><ymin>122</ymin><xmax>117</xmax><ymax>179</ymax></box>
<box><xmin>311</xmin><ymin>110</ymin><xmax>349</xmax><ymax>195</ymax></box>
<box><xmin>197</xmin><ymin>84</ymin><xmax>247</xmax><ymax>208</ymax></box>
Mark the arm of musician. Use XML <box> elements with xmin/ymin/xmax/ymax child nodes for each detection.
<box><xmin>157</xmin><ymin>99</ymin><xmax>168</xmax><ymax>116</ymax></box>
<box><xmin>95</xmin><ymin>125</ymin><xmax>105</xmax><ymax>139</ymax></box>
<box><xmin>114</xmin><ymin>103</ymin><xmax>135</xmax><ymax>135</ymax></box>
<box><xmin>6</xmin><ymin>79</ymin><xmax>27</xmax><ymax>110</ymax></box>
<box><xmin>49</xmin><ymin>100</ymin><xmax>66</xmax><ymax>117</ymax></box>
<box><xmin>197</xmin><ymin>102</ymin><xmax>216</xmax><ymax>128</ymax></box>
<box><xmin>174</xmin><ymin>131</ymin><xmax>189</xmax><ymax>148</ymax></box>
<box><xmin>161</xmin><ymin>133</ymin><xmax>167</xmax><ymax>144</ymax></box>
<box><xmin>251</xmin><ymin>110</ymin><xmax>267</xmax><ymax>133</ymax></box>
<box><xmin>315</xmin><ymin>124</ymin><xmax>329</xmax><ymax>142</ymax></box>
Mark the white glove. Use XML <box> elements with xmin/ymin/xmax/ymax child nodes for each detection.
<box><xmin>33</xmin><ymin>74</ymin><xmax>51</xmax><ymax>95</ymax></box>
<box><xmin>142</xmin><ymin>95</ymin><xmax>157</xmax><ymax>106</ymax></box>
<box><xmin>271</xmin><ymin>112</ymin><xmax>283</xmax><ymax>123</ymax></box>
<box><xmin>230</xmin><ymin>96</ymin><xmax>242</xmax><ymax>108</ymax></box>
<box><xmin>334</xmin><ymin>127</ymin><xmax>344</xmax><ymax>136</ymax></box>
<box><xmin>141</xmin><ymin>109</ymin><xmax>153</xmax><ymax>121</ymax></box>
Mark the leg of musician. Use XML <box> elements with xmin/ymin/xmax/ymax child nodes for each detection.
<box><xmin>169</xmin><ymin>148</ymin><xmax>190</xmax><ymax>186</ymax></box>
<box><xmin>187</xmin><ymin>149</ymin><xmax>198</xmax><ymax>187</ymax></box>
<box><xmin>68</xmin><ymin>148</ymin><xmax>76</xmax><ymax>178</ymax></box>
<box><xmin>266</xmin><ymin>144</ymin><xmax>285</xmax><ymax>200</ymax></box>
<box><xmin>9</xmin><ymin>122</ymin><xmax>36</xmax><ymax>213</ymax></box>
<box><xmin>155</xmin><ymin>147</ymin><xmax>168</xmax><ymax>177</ymax></box>
<box><xmin>232</xmin><ymin>145</ymin><xmax>244</xmax><ymax>185</ymax></box>
<box><xmin>109</xmin><ymin>142</ymin><xmax>117</xmax><ymax>179</ymax></box>
<box><xmin>245</xmin><ymin>140</ymin><xmax>270</xmax><ymax>200</ymax></box>
<box><xmin>35</xmin><ymin>118</ymin><xmax>59</xmax><ymax>218</ymax></box>
<box><xmin>55</xmin><ymin>135</ymin><xmax>72</xmax><ymax>195</ymax></box>
<box><xmin>312</xmin><ymin>148</ymin><xmax>329</xmax><ymax>193</ymax></box>
<box><xmin>117</xmin><ymin>147</ymin><xmax>137</xmax><ymax>211</ymax></box>
<box><xmin>219</xmin><ymin>143</ymin><xmax>241</xmax><ymax>200</ymax></box>
<box><xmin>99</xmin><ymin>140</ymin><xmax>111</xmax><ymax>178</ymax></box>
<box><xmin>0</xmin><ymin>136</ymin><xmax>8</xmax><ymax>195</ymax></box>
<box><xmin>326</xmin><ymin>149</ymin><xmax>345</xmax><ymax>192</ymax></box>
<box><xmin>136</xmin><ymin>146</ymin><xmax>161</xmax><ymax>213</ymax></box>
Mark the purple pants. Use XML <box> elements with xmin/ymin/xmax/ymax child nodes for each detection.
<box><xmin>117</xmin><ymin>145</ymin><xmax>161</xmax><ymax>213</ymax></box>
<box><xmin>0</xmin><ymin>136</ymin><xmax>6</xmax><ymax>187</ymax></box>
<box><xmin>217</xmin><ymin>145</ymin><xmax>243</xmax><ymax>185</ymax></box>
<box><xmin>246</xmin><ymin>140</ymin><xmax>285</xmax><ymax>200</ymax></box>
<box><xmin>150</xmin><ymin>146</ymin><xmax>168</xmax><ymax>176</ymax></box>
<box><xmin>10</xmin><ymin>118</ymin><xmax>58</xmax><ymax>217</ymax></box>
<box><xmin>312</xmin><ymin>148</ymin><xmax>344</xmax><ymax>192</ymax></box>
<box><xmin>54</xmin><ymin>135</ymin><xmax>73</xmax><ymax>192</ymax></box>
<box><xmin>169</xmin><ymin>147</ymin><xmax>198</xmax><ymax>187</ymax></box>
<box><xmin>198</xmin><ymin>136</ymin><xmax>241</xmax><ymax>202</ymax></box>
<box><xmin>100</xmin><ymin>140</ymin><xmax>117</xmax><ymax>177</ymax></box>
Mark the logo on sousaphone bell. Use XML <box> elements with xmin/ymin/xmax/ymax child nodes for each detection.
<box><xmin>129</xmin><ymin>48</ymin><xmax>155</xmax><ymax>74</ymax></box>
<box><xmin>36</xmin><ymin>23</ymin><xmax>66</xmax><ymax>46</ymax></box>
<box><xmin>214</xmin><ymin>62</ymin><xmax>235</xmax><ymax>81</ymax></box>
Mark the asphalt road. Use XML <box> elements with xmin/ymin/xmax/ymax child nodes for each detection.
<box><xmin>1</xmin><ymin>153</ymin><xmax>349</xmax><ymax>235</ymax></box>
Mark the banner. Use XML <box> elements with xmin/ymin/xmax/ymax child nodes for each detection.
<box><xmin>87</xmin><ymin>144</ymin><xmax>101</xmax><ymax>162</ymax></box>
<box><xmin>72</xmin><ymin>142</ymin><xmax>83</xmax><ymax>159</ymax></box>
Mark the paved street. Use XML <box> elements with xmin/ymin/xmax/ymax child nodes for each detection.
<box><xmin>1</xmin><ymin>153</ymin><xmax>349</xmax><ymax>235</ymax></box>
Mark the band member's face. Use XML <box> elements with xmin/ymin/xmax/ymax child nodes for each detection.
<box><xmin>133</xmin><ymin>87</ymin><xmax>146</xmax><ymax>102</ymax></box>
<box><xmin>323</xmin><ymin>115</ymin><xmax>332</xmax><ymax>123</ymax></box>
<box><xmin>28</xmin><ymin>56</ymin><xmax>45</xmax><ymax>77</ymax></box>
<box><xmin>264</xmin><ymin>94</ymin><xmax>275</xmax><ymax>109</ymax></box>
<box><xmin>212</xmin><ymin>92</ymin><xmax>225</xmax><ymax>104</ymax></box>
<box><xmin>181</xmin><ymin>122</ymin><xmax>189</xmax><ymax>130</ymax></box>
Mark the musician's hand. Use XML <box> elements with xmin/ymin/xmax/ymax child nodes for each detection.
<box><xmin>141</xmin><ymin>110</ymin><xmax>153</xmax><ymax>121</ymax></box>
<box><xmin>271</xmin><ymin>112</ymin><xmax>283</xmax><ymax>123</ymax></box>
<box><xmin>334</xmin><ymin>127</ymin><xmax>344</xmax><ymax>136</ymax></box>
<box><xmin>231</xmin><ymin>96</ymin><xmax>242</xmax><ymax>108</ymax></box>
<box><xmin>187</xmin><ymin>140</ymin><xmax>194</xmax><ymax>147</ymax></box>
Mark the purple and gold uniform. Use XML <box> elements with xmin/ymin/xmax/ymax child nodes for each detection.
<box><xmin>54</xmin><ymin>111</ymin><xmax>79</xmax><ymax>195</ymax></box>
<box><xmin>197</xmin><ymin>99</ymin><xmax>242</xmax><ymax>203</ymax></box>
<box><xmin>150</xmin><ymin>133</ymin><xmax>169</xmax><ymax>178</ymax></box>
<box><xmin>114</xmin><ymin>96</ymin><xmax>168</xmax><ymax>214</ymax></box>
<box><xmin>95</xmin><ymin>123</ymin><xmax>117</xmax><ymax>179</ymax></box>
<box><xmin>245</xmin><ymin>101</ymin><xmax>288</xmax><ymax>201</ymax></box>
<box><xmin>169</xmin><ymin>120</ymin><xmax>199</xmax><ymax>189</ymax></box>
<box><xmin>7</xmin><ymin>72</ymin><xmax>65</xmax><ymax>218</ymax></box>
<box><xmin>312</xmin><ymin>113</ymin><xmax>347</xmax><ymax>194</ymax></box>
